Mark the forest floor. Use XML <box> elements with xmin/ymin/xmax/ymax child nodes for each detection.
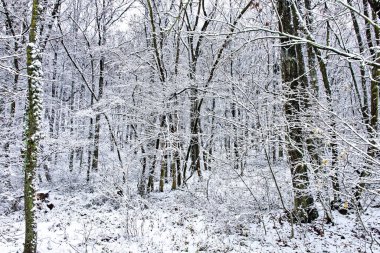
<box><xmin>0</xmin><ymin>183</ymin><xmax>380</xmax><ymax>253</ymax></box>
<box><xmin>1</xmin><ymin>175</ymin><xmax>380</xmax><ymax>253</ymax></box>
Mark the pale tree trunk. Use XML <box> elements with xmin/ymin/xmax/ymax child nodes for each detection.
<box><xmin>24</xmin><ymin>0</ymin><xmax>43</xmax><ymax>252</ymax></box>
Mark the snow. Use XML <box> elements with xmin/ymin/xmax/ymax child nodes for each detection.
<box><xmin>36</xmin><ymin>190</ymin><xmax>50</xmax><ymax>194</ymax></box>
<box><xmin>1</xmin><ymin>1</ymin><xmax>380</xmax><ymax>252</ymax></box>
<box><xmin>1</xmin><ymin>180</ymin><xmax>380</xmax><ymax>253</ymax></box>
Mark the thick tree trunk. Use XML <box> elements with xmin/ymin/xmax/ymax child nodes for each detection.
<box><xmin>279</xmin><ymin>0</ymin><xmax>318</xmax><ymax>223</ymax></box>
<box><xmin>292</xmin><ymin>0</ymin><xmax>341</xmax><ymax>203</ymax></box>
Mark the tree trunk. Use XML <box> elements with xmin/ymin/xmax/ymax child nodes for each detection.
<box><xmin>92</xmin><ymin>55</ymin><xmax>105</xmax><ymax>171</ymax></box>
<box><xmin>24</xmin><ymin>1</ymin><xmax>42</xmax><ymax>252</ymax></box>
<box><xmin>278</xmin><ymin>0</ymin><xmax>318</xmax><ymax>223</ymax></box>
<box><xmin>354</xmin><ymin>0</ymin><xmax>380</xmax><ymax>201</ymax></box>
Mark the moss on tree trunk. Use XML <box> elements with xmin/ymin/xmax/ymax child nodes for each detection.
<box><xmin>24</xmin><ymin>0</ymin><xmax>42</xmax><ymax>252</ymax></box>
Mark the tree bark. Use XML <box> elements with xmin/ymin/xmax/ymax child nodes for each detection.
<box><xmin>24</xmin><ymin>0</ymin><xmax>43</xmax><ymax>252</ymax></box>
<box><xmin>278</xmin><ymin>0</ymin><xmax>318</xmax><ymax>223</ymax></box>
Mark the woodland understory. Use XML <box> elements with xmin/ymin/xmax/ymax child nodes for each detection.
<box><xmin>1</xmin><ymin>0</ymin><xmax>380</xmax><ymax>252</ymax></box>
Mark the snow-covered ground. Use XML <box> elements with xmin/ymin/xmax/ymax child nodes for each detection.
<box><xmin>1</xmin><ymin>180</ymin><xmax>380</xmax><ymax>253</ymax></box>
